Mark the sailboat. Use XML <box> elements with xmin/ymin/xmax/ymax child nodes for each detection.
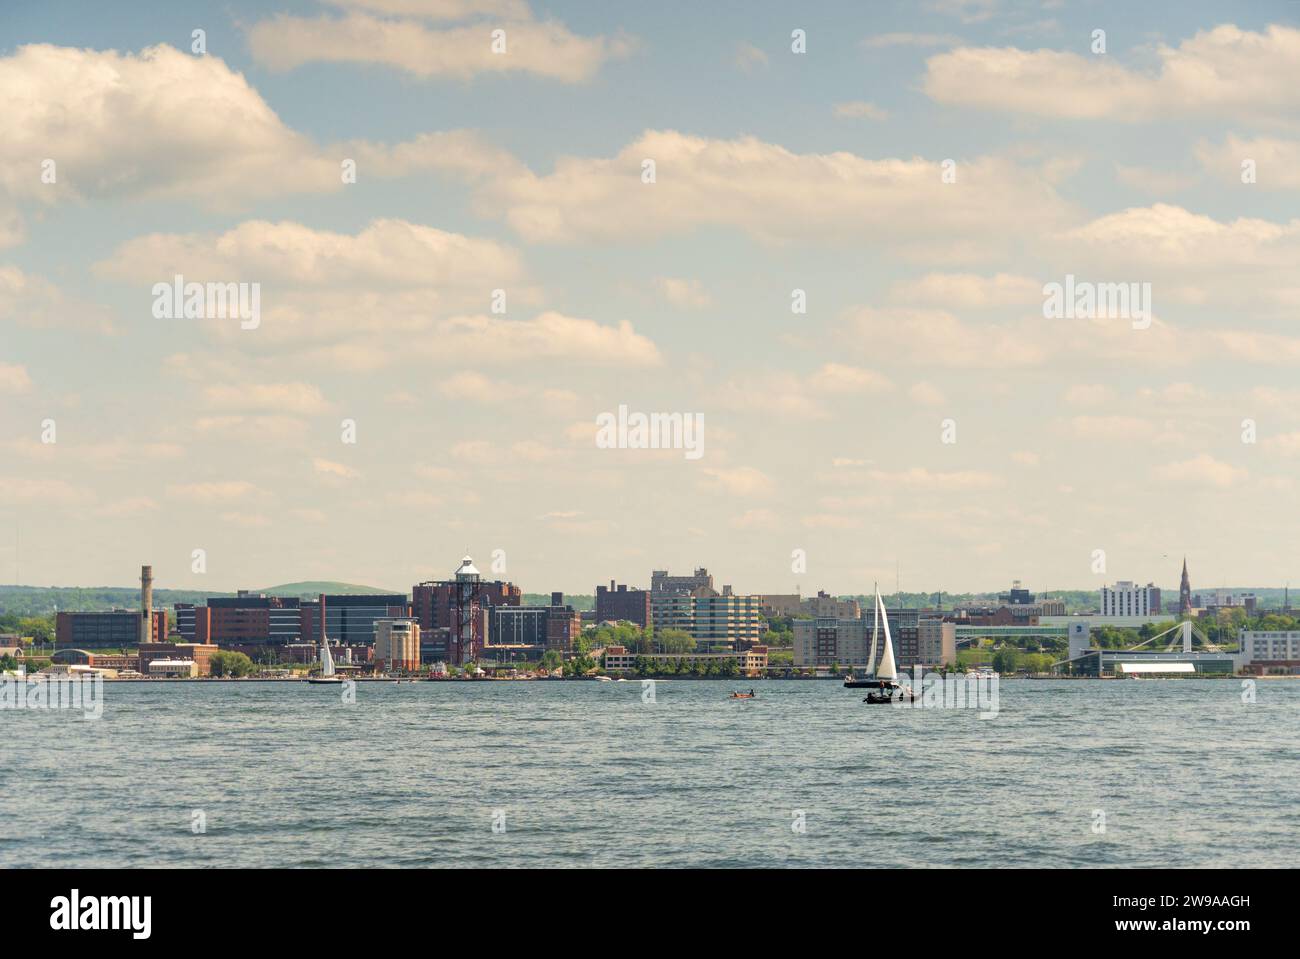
<box><xmin>307</xmin><ymin>636</ymin><xmax>345</xmax><ymax>684</ymax></box>
<box><xmin>845</xmin><ymin>582</ymin><xmax>880</xmax><ymax>688</ymax></box>
<box><xmin>862</xmin><ymin>587</ymin><xmax>915</xmax><ymax>704</ymax></box>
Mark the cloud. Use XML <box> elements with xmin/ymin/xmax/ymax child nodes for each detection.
<box><xmin>0</xmin><ymin>361</ymin><xmax>32</xmax><ymax>394</ymax></box>
<box><xmin>888</xmin><ymin>271</ymin><xmax>1040</xmax><ymax>308</ymax></box>
<box><xmin>1063</xmin><ymin>384</ymin><xmax>1113</xmax><ymax>407</ymax></box>
<box><xmin>203</xmin><ymin>382</ymin><xmax>333</xmax><ymax>415</ymax></box>
<box><xmin>909</xmin><ymin>382</ymin><xmax>946</xmax><ymax>407</ymax></box>
<box><xmin>834</xmin><ymin>101</ymin><xmax>889</xmax><ymax>120</ymax></box>
<box><xmin>1152</xmin><ymin>454</ymin><xmax>1247</xmax><ymax>488</ymax></box>
<box><xmin>733</xmin><ymin>42</ymin><xmax>768</xmax><ymax>73</ymax></box>
<box><xmin>656</xmin><ymin>277</ymin><xmax>712</xmax><ymax>309</ymax></box>
<box><xmin>865</xmin><ymin>467</ymin><xmax>1002</xmax><ymax>490</ymax></box>
<box><xmin>1196</xmin><ymin>135</ymin><xmax>1300</xmax><ymax>189</ymax></box>
<box><xmin>0</xmin><ymin>476</ymin><xmax>93</xmax><ymax>505</ymax></box>
<box><xmin>809</xmin><ymin>363</ymin><xmax>892</xmax><ymax>394</ymax></box>
<box><xmin>701</xmin><ymin>467</ymin><xmax>774</xmax><ymax>497</ymax></box>
<box><xmin>0</xmin><ymin>265</ymin><xmax>115</xmax><ymax>333</ymax></box>
<box><xmin>923</xmin><ymin>25</ymin><xmax>1300</xmax><ymax>124</ymax></box>
<box><xmin>165</xmin><ymin>481</ymin><xmax>261</xmax><ymax>502</ymax></box>
<box><xmin>0</xmin><ymin>43</ymin><xmax>529</xmax><ymax>220</ymax></box>
<box><xmin>430</xmin><ymin>312</ymin><xmax>661</xmax><ymax>367</ymax></box>
<box><xmin>313</xmin><ymin>458</ymin><xmax>360</xmax><ymax>480</ymax></box>
<box><xmin>454</xmin><ymin>129</ymin><xmax>1075</xmax><ymax>251</ymax></box>
<box><xmin>863</xmin><ymin>32</ymin><xmax>961</xmax><ymax>49</ymax></box>
<box><xmin>247</xmin><ymin>9</ymin><xmax>632</xmax><ymax>82</ymax></box>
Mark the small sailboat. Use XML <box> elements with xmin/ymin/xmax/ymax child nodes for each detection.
<box><xmin>863</xmin><ymin>587</ymin><xmax>915</xmax><ymax>704</ymax></box>
<box><xmin>845</xmin><ymin>584</ymin><xmax>881</xmax><ymax>688</ymax></box>
<box><xmin>308</xmin><ymin>637</ymin><xmax>345</xmax><ymax>684</ymax></box>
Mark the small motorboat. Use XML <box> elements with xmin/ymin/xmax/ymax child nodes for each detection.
<box><xmin>729</xmin><ymin>691</ymin><xmax>757</xmax><ymax>700</ymax></box>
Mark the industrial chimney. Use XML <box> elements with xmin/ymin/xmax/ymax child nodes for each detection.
<box><xmin>140</xmin><ymin>565</ymin><xmax>153</xmax><ymax>644</ymax></box>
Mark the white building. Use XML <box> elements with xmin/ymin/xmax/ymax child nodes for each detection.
<box><xmin>1099</xmin><ymin>581</ymin><xmax>1159</xmax><ymax>617</ymax></box>
<box><xmin>1238</xmin><ymin>631</ymin><xmax>1300</xmax><ymax>674</ymax></box>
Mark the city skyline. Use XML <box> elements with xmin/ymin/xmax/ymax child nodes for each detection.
<box><xmin>5</xmin><ymin>1</ymin><xmax>1300</xmax><ymax>595</ymax></box>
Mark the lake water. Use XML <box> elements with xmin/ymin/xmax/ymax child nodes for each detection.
<box><xmin>2</xmin><ymin>678</ymin><xmax>1296</xmax><ymax>868</ymax></box>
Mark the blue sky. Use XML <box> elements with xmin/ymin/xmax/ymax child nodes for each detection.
<box><xmin>2</xmin><ymin>0</ymin><xmax>1300</xmax><ymax>597</ymax></box>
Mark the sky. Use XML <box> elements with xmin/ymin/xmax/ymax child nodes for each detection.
<box><xmin>2</xmin><ymin>0</ymin><xmax>1300</xmax><ymax>597</ymax></box>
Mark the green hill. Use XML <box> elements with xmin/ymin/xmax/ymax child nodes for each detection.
<box><xmin>256</xmin><ymin>581</ymin><xmax>403</xmax><ymax>598</ymax></box>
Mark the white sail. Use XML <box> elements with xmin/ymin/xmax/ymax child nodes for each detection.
<box><xmin>320</xmin><ymin>638</ymin><xmax>335</xmax><ymax>677</ymax></box>
<box><xmin>875</xmin><ymin>590</ymin><xmax>898</xmax><ymax>681</ymax></box>
<box><xmin>866</xmin><ymin>582</ymin><xmax>879</xmax><ymax>676</ymax></box>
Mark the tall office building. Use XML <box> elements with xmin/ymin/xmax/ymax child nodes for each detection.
<box><xmin>651</xmin><ymin>585</ymin><xmax>762</xmax><ymax>652</ymax></box>
<box><xmin>323</xmin><ymin>593</ymin><xmax>410</xmax><ymax>646</ymax></box>
<box><xmin>595</xmin><ymin>581</ymin><xmax>652</xmax><ymax>628</ymax></box>
<box><xmin>1100</xmin><ymin>581</ymin><xmax>1159</xmax><ymax>617</ymax></box>
<box><xmin>793</xmin><ymin>607</ymin><xmax>921</xmax><ymax>669</ymax></box>
<box><xmin>374</xmin><ymin>618</ymin><xmax>421</xmax><ymax>672</ymax></box>
<box><xmin>650</xmin><ymin>568</ymin><xmax>714</xmax><ymax>595</ymax></box>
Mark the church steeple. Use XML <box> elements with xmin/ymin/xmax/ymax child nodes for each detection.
<box><xmin>1179</xmin><ymin>557</ymin><xmax>1192</xmax><ymax>615</ymax></box>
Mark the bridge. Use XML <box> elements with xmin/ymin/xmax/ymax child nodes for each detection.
<box><xmin>954</xmin><ymin>624</ymin><xmax>1068</xmax><ymax>647</ymax></box>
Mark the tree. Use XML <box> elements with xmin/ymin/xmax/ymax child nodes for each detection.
<box><xmin>540</xmin><ymin>649</ymin><xmax>562</xmax><ymax>672</ymax></box>
<box><xmin>658</xmin><ymin>628</ymin><xmax>696</xmax><ymax>654</ymax></box>
<box><xmin>992</xmin><ymin>647</ymin><xmax>1021</xmax><ymax>674</ymax></box>
<box><xmin>208</xmin><ymin>651</ymin><xmax>255</xmax><ymax>678</ymax></box>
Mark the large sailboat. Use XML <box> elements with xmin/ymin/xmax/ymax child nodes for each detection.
<box><xmin>307</xmin><ymin>636</ymin><xmax>345</xmax><ymax>685</ymax></box>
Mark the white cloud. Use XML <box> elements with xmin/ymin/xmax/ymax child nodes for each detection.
<box><xmin>203</xmin><ymin>382</ymin><xmax>333</xmax><ymax>415</ymax></box>
<box><xmin>834</xmin><ymin>101</ymin><xmax>889</xmax><ymax>120</ymax></box>
<box><xmin>165</xmin><ymin>481</ymin><xmax>261</xmax><ymax>503</ymax></box>
<box><xmin>810</xmin><ymin>363</ymin><xmax>892</xmax><ymax>394</ymax></box>
<box><xmin>701</xmin><ymin>467</ymin><xmax>774</xmax><ymax>497</ymax></box>
<box><xmin>923</xmin><ymin>25</ymin><xmax>1300</xmax><ymax>124</ymax></box>
<box><xmin>909</xmin><ymin>382</ymin><xmax>946</xmax><ymax>407</ymax></box>
<box><xmin>1152</xmin><ymin>454</ymin><xmax>1247</xmax><ymax>488</ymax></box>
<box><xmin>313</xmin><ymin>458</ymin><xmax>360</xmax><ymax>480</ymax></box>
<box><xmin>0</xmin><ymin>361</ymin><xmax>32</xmax><ymax>394</ymax></box>
<box><xmin>656</xmin><ymin>277</ymin><xmax>712</xmax><ymax>309</ymax></box>
<box><xmin>247</xmin><ymin>10</ymin><xmax>632</xmax><ymax>82</ymax></box>
<box><xmin>456</xmin><ymin>130</ymin><xmax>1074</xmax><ymax>251</ymax></box>
<box><xmin>888</xmin><ymin>271</ymin><xmax>1040</xmax><ymax>308</ymax></box>
<box><xmin>0</xmin><ymin>265</ymin><xmax>115</xmax><ymax>333</ymax></box>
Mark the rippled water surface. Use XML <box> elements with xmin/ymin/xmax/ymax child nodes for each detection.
<box><xmin>3</xmin><ymin>678</ymin><xmax>1296</xmax><ymax>867</ymax></box>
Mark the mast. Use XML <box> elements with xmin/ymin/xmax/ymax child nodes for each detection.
<box><xmin>867</xmin><ymin>581</ymin><xmax>880</xmax><ymax>676</ymax></box>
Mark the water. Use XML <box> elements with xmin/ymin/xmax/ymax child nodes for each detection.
<box><xmin>2</xmin><ymin>678</ymin><xmax>1296</xmax><ymax>868</ymax></box>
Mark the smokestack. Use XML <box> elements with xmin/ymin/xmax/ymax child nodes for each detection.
<box><xmin>141</xmin><ymin>565</ymin><xmax>153</xmax><ymax>644</ymax></box>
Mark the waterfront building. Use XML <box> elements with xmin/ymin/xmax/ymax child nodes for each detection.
<box><xmin>205</xmin><ymin>592</ymin><xmax>304</xmax><ymax>645</ymax></box>
<box><xmin>759</xmin><ymin>594</ymin><xmax>802</xmax><ymax>617</ymax></box>
<box><xmin>374</xmin><ymin>618</ymin><xmax>421</xmax><ymax>672</ymax></box>
<box><xmin>1237</xmin><ymin>631</ymin><xmax>1300</xmax><ymax>674</ymax></box>
<box><xmin>650</xmin><ymin>567</ymin><xmax>714</xmax><ymax>595</ymax></box>
<box><xmin>602</xmin><ymin>645</ymin><xmax>768</xmax><ymax>675</ymax></box>
<box><xmin>918</xmin><ymin>617</ymin><xmax>957</xmax><ymax>668</ymax></box>
<box><xmin>595</xmin><ymin>581</ymin><xmax>652</xmax><ymax>628</ymax></box>
<box><xmin>323</xmin><ymin>593</ymin><xmax>409</xmax><ymax>646</ymax></box>
<box><xmin>793</xmin><ymin>607</ymin><xmax>921</xmax><ymax>669</ymax></box>
<box><xmin>147</xmin><ymin>658</ymin><xmax>198</xmax><ymax>678</ymax></box>
<box><xmin>412</xmin><ymin>557</ymin><xmax>521</xmax><ymax>663</ymax></box>
<box><xmin>487</xmin><ymin>593</ymin><xmax>581</xmax><ymax>656</ymax></box>
<box><xmin>651</xmin><ymin>585</ymin><xmax>762</xmax><ymax>652</ymax></box>
<box><xmin>802</xmin><ymin>591</ymin><xmax>861</xmax><ymax>619</ymax></box>
<box><xmin>138</xmin><ymin>642</ymin><xmax>218</xmax><ymax>676</ymax></box>
<box><xmin>1099</xmin><ymin>581</ymin><xmax>1160</xmax><ymax>617</ymax></box>
<box><xmin>55</xmin><ymin>609</ymin><xmax>165</xmax><ymax>649</ymax></box>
